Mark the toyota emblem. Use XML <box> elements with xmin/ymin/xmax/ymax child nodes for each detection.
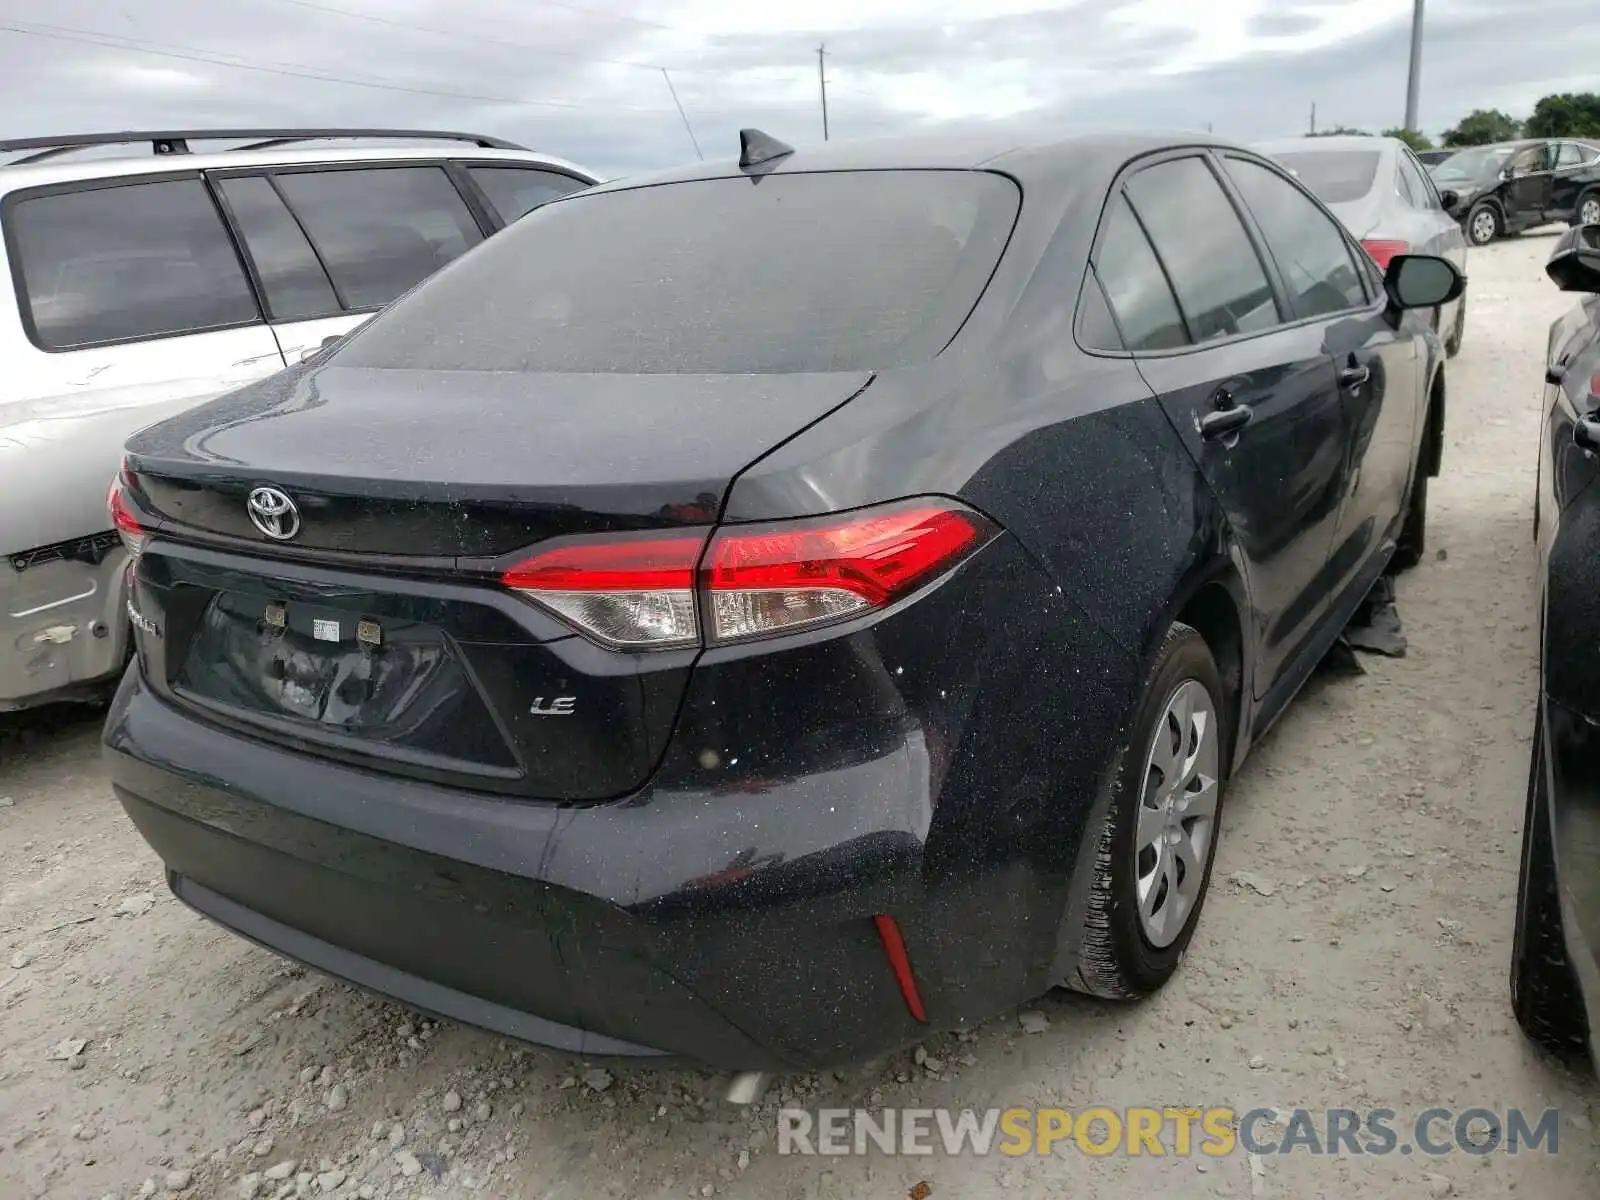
<box><xmin>246</xmin><ymin>486</ymin><xmax>301</xmax><ymax>541</ymax></box>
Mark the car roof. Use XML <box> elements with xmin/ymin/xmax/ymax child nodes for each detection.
<box><xmin>1252</xmin><ymin>135</ymin><xmax>1400</xmax><ymax>157</ymax></box>
<box><xmin>576</xmin><ymin>126</ymin><xmax>1257</xmax><ymax>199</ymax></box>
<box><xmin>0</xmin><ymin>144</ymin><xmax>599</xmax><ymax>194</ymax></box>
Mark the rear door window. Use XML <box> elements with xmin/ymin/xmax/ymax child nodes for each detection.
<box><xmin>216</xmin><ymin>175</ymin><xmax>340</xmax><ymax>321</ymax></box>
<box><xmin>1557</xmin><ymin>143</ymin><xmax>1587</xmax><ymax>169</ymax></box>
<box><xmin>340</xmin><ymin>170</ymin><xmax>1021</xmax><ymax>374</ymax></box>
<box><xmin>1222</xmin><ymin>156</ymin><xmax>1369</xmax><ymax>319</ymax></box>
<box><xmin>1086</xmin><ymin>196</ymin><xmax>1189</xmax><ymax>351</ymax></box>
<box><xmin>467</xmin><ymin>166</ymin><xmax>588</xmax><ymax>224</ymax></box>
<box><xmin>1123</xmin><ymin>156</ymin><xmax>1281</xmax><ymax>341</ymax></box>
<box><xmin>271</xmin><ymin>166</ymin><xmax>484</xmax><ymax>310</ymax></box>
<box><xmin>7</xmin><ymin>177</ymin><xmax>260</xmax><ymax>350</ymax></box>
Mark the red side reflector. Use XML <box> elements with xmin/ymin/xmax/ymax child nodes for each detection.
<box><xmin>873</xmin><ymin>914</ymin><xmax>928</xmax><ymax>1023</ymax></box>
<box><xmin>1360</xmin><ymin>239</ymin><xmax>1410</xmax><ymax>271</ymax></box>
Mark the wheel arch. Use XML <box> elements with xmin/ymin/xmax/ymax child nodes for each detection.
<box><xmin>1162</xmin><ymin>557</ymin><xmax>1251</xmax><ymax>779</ymax></box>
<box><xmin>1423</xmin><ymin>367</ymin><xmax>1447</xmax><ymax>477</ymax></box>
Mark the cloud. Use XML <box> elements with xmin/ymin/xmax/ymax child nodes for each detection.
<box><xmin>0</xmin><ymin>0</ymin><xmax>1591</xmax><ymax>178</ymax></box>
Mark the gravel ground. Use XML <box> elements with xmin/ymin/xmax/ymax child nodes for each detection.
<box><xmin>3</xmin><ymin>233</ymin><xmax>1598</xmax><ymax>1200</ymax></box>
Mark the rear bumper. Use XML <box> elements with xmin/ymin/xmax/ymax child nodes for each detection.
<box><xmin>107</xmin><ymin>668</ymin><xmax>963</xmax><ymax>1070</ymax></box>
<box><xmin>1</xmin><ymin>550</ymin><xmax>131</xmax><ymax>711</ymax></box>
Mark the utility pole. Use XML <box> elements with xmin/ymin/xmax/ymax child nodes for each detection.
<box><xmin>817</xmin><ymin>44</ymin><xmax>830</xmax><ymax>141</ymax></box>
<box><xmin>1309</xmin><ymin>102</ymin><xmax>1317</xmax><ymax>135</ymax></box>
<box><xmin>1403</xmin><ymin>0</ymin><xmax>1425</xmax><ymax>132</ymax></box>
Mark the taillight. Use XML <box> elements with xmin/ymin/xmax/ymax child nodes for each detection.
<box><xmin>500</xmin><ymin>499</ymin><xmax>996</xmax><ymax>650</ymax></box>
<box><xmin>1361</xmin><ymin>239</ymin><xmax>1410</xmax><ymax>271</ymax></box>
<box><xmin>500</xmin><ymin>531</ymin><xmax>706</xmax><ymax>649</ymax></box>
<box><xmin>107</xmin><ymin>464</ymin><xmax>149</xmax><ymax>557</ymax></box>
<box><xmin>703</xmin><ymin>502</ymin><xmax>991</xmax><ymax>644</ymax></box>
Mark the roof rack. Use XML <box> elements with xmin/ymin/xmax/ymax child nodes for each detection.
<box><xmin>0</xmin><ymin>128</ymin><xmax>527</xmax><ymax>166</ymax></box>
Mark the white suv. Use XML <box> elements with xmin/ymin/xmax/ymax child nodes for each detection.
<box><xmin>1</xmin><ymin>128</ymin><xmax>600</xmax><ymax>713</ymax></box>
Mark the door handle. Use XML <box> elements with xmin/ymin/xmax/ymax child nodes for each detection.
<box><xmin>1200</xmin><ymin>404</ymin><xmax>1253</xmax><ymax>441</ymax></box>
<box><xmin>1339</xmin><ymin>364</ymin><xmax>1371</xmax><ymax>389</ymax></box>
<box><xmin>1548</xmin><ymin>363</ymin><xmax>1567</xmax><ymax>386</ymax></box>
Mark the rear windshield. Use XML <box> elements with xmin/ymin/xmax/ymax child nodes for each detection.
<box><xmin>1270</xmin><ymin>151</ymin><xmax>1381</xmax><ymax>204</ymax></box>
<box><xmin>339</xmin><ymin>170</ymin><xmax>1020</xmax><ymax>374</ymax></box>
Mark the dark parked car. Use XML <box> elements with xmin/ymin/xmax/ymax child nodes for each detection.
<box><xmin>1256</xmin><ymin>135</ymin><xmax>1469</xmax><ymax>355</ymax></box>
<box><xmin>104</xmin><ymin>128</ymin><xmax>1464</xmax><ymax>1072</ymax></box>
<box><xmin>1431</xmin><ymin>139</ymin><xmax>1600</xmax><ymax>245</ymax></box>
<box><xmin>1518</xmin><ymin>222</ymin><xmax>1600</xmax><ymax>1069</ymax></box>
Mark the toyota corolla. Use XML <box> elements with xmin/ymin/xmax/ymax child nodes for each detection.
<box><xmin>104</xmin><ymin>128</ymin><xmax>1464</xmax><ymax>1071</ymax></box>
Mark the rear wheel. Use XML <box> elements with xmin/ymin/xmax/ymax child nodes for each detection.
<box><xmin>1069</xmin><ymin>623</ymin><xmax>1226</xmax><ymax>999</ymax></box>
<box><xmin>1511</xmin><ymin>715</ymin><xmax>1591</xmax><ymax>1062</ymax></box>
<box><xmin>1579</xmin><ymin>192</ymin><xmax>1600</xmax><ymax>228</ymax></box>
<box><xmin>1468</xmin><ymin>201</ymin><xmax>1501</xmax><ymax>247</ymax></box>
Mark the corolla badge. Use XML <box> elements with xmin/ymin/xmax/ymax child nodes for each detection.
<box><xmin>246</xmin><ymin>486</ymin><xmax>301</xmax><ymax>541</ymax></box>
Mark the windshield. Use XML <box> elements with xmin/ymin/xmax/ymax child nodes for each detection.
<box><xmin>1432</xmin><ymin>146</ymin><xmax>1514</xmax><ymax>182</ymax></box>
<box><xmin>1269</xmin><ymin>151</ymin><xmax>1381</xmax><ymax>204</ymax></box>
<box><xmin>341</xmin><ymin>170</ymin><xmax>1021</xmax><ymax>374</ymax></box>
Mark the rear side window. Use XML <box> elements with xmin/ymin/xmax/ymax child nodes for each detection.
<box><xmin>341</xmin><ymin>171</ymin><xmax>1021</xmax><ymax>374</ymax></box>
<box><xmin>468</xmin><ymin>166</ymin><xmax>587</xmax><ymax>224</ymax></box>
<box><xmin>1124</xmin><ymin>157</ymin><xmax>1280</xmax><ymax>342</ymax></box>
<box><xmin>1397</xmin><ymin>152</ymin><xmax>1436</xmax><ymax>208</ymax></box>
<box><xmin>1223</xmin><ymin>157</ymin><xmax>1368</xmax><ymax>319</ymax></box>
<box><xmin>1086</xmin><ymin>196</ymin><xmax>1189</xmax><ymax>351</ymax></box>
<box><xmin>218</xmin><ymin>175</ymin><xmax>340</xmax><ymax>321</ymax></box>
<box><xmin>1557</xmin><ymin>143</ymin><xmax>1587</xmax><ymax>169</ymax></box>
<box><xmin>271</xmin><ymin>167</ymin><xmax>483</xmax><ymax>310</ymax></box>
<box><xmin>8</xmin><ymin>178</ymin><xmax>259</xmax><ymax>350</ymax></box>
<box><xmin>1271</xmin><ymin>151</ymin><xmax>1381</xmax><ymax>204</ymax></box>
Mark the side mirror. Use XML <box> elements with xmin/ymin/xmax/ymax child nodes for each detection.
<box><xmin>1438</xmin><ymin>188</ymin><xmax>1461</xmax><ymax>214</ymax></box>
<box><xmin>297</xmin><ymin>334</ymin><xmax>346</xmax><ymax>364</ymax></box>
<box><xmin>1499</xmin><ymin>167</ymin><xmax>1512</xmax><ymax>182</ymax></box>
<box><xmin>1547</xmin><ymin>224</ymin><xmax>1600</xmax><ymax>293</ymax></box>
<box><xmin>1384</xmin><ymin>254</ymin><xmax>1467</xmax><ymax>311</ymax></box>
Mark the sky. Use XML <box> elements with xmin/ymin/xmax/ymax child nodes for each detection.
<box><xmin>0</xmin><ymin>0</ymin><xmax>1595</xmax><ymax>177</ymax></box>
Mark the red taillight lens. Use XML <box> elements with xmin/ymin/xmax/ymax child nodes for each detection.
<box><xmin>501</xmin><ymin>531</ymin><xmax>707</xmax><ymax>649</ymax></box>
<box><xmin>499</xmin><ymin>500</ymin><xmax>996</xmax><ymax>650</ymax></box>
<box><xmin>1361</xmin><ymin>239</ymin><xmax>1410</xmax><ymax>271</ymax></box>
<box><xmin>704</xmin><ymin>503</ymin><xmax>991</xmax><ymax>644</ymax></box>
<box><xmin>107</xmin><ymin>465</ymin><xmax>149</xmax><ymax>557</ymax></box>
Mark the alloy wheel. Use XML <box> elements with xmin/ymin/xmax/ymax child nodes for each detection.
<box><xmin>1581</xmin><ymin>196</ymin><xmax>1600</xmax><ymax>227</ymax></box>
<box><xmin>1471</xmin><ymin>208</ymin><xmax>1497</xmax><ymax>245</ymax></box>
<box><xmin>1134</xmin><ymin>679</ymin><xmax>1220</xmax><ymax>948</ymax></box>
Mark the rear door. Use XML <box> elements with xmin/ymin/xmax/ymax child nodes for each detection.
<box><xmin>210</xmin><ymin>163</ymin><xmax>491</xmax><ymax>365</ymax></box>
<box><xmin>1098</xmin><ymin>153</ymin><xmax>1347</xmax><ymax>696</ymax></box>
<box><xmin>1220</xmin><ymin>153</ymin><xmax>1423</xmax><ymax>597</ymax></box>
<box><xmin>1551</xmin><ymin>142</ymin><xmax>1600</xmax><ymax>221</ymax></box>
<box><xmin>3</xmin><ymin>174</ymin><xmax>286</xmax><ymax>403</ymax></box>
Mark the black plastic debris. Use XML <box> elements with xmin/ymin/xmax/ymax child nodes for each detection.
<box><xmin>1342</xmin><ymin>574</ymin><xmax>1407</xmax><ymax>658</ymax></box>
<box><xmin>1318</xmin><ymin>637</ymin><xmax>1367</xmax><ymax>676</ymax></box>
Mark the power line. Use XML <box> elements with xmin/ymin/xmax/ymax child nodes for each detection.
<box><xmin>661</xmin><ymin>68</ymin><xmax>702</xmax><ymax>160</ymax></box>
<box><xmin>0</xmin><ymin>20</ymin><xmax>676</xmax><ymax>113</ymax></box>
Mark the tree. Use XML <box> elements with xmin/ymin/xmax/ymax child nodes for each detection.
<box><xmin>1383</xmin><ymin>127</ymin><xmax>1435</xmax><ymax>152</ymax></box>
<box><xmin>1306</xmin><ymin>126</ymin><xmax>1370</xmax><ymax>137</ymax></box>
<box><xmin>1524</xmin><ymin>93</ymin><xmax>1600</xmax><ymax>140</ymax></box>
<box><xmin>1442</xmin><ymin>108</ymin><xmax>1522</xmax><ymax>147</ymax></box>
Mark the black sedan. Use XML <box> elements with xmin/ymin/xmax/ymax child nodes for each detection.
<box><xmin>1518</xmin><ymin>222</ymin><xmax>1600</xmax><ymax>1067</ymax></box>
<box><xmin>1432</xmin><ymin>139</ymin><xmax>1600</xmax><ymax>246</ymax></box>
<box><xmin>104</xmin><ymin>128</ymin><xmax>1464</xmax><ymax>1072</ymax></box>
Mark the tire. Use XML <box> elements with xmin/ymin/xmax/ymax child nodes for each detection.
<box><xmin>1392</xmin><ymin>447</ymin><xmax>1429</xmax><ymax>571</ymax></box>
<box><xmin>1579</xmin><ymin>191</ymin><xmax>1600</xmax><ymax>228</ymax></box>
<box><xmin>1445</xmin><ymin>295</ymin><xmax>1465</xmax><ymax>358</ymax></box>
<box><xmin>1069</xmin><ymin>622</ymin><xmax>1227</xmax><ymax>999</ymax></box>
<box><xmin>1510</xmin><ymin>716</ymin><xmax>1591</xmax><ymax>1063</ymax></box>
<box><xmin>1467</xmin><ymin>200</ymin><xmax>1501</xmax><ymax>247</ymax></box>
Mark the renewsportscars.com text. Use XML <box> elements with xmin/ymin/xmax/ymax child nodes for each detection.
<box><xmin>776</xmin><ymin>1106</ymin><xmax>1561</xmax><ymax>1158</ymax></box>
